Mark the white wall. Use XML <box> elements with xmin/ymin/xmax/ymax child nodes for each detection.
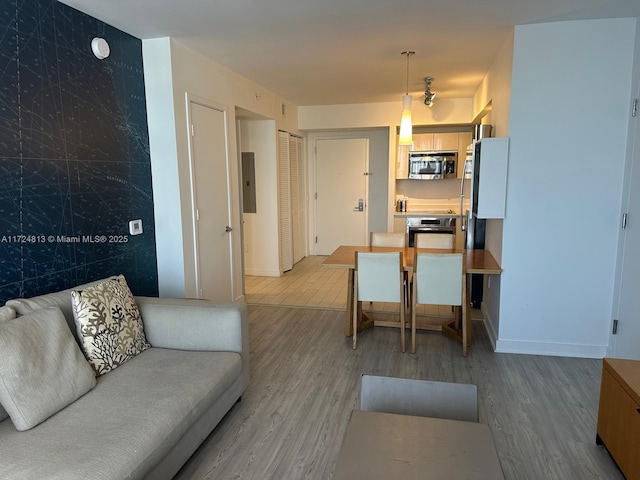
<box><xmin>143</xmin><ymin>37</ymin><xmax>299</xmax><ymax>299</ymax></box>
<box><xmin>497</xmin><ymin>18</ymin><xmax>636</xmax><ymax>357</ymax></box>
<box><xmin>299</xmin><ymin>98</ymin><xmax>473</xmax><ymax>131</ymax></box>
<box><xmin>142</xmin><ymin>38</ymin><xmax>186</xmax><ymax>297</ymax></box>
<box><xmin>239</xmin><ymin>119</ymin><xmax>281</xmax><ymax>276</ymax></box>
<box><xmin>471</xmin><ymin>30</ymin><xmax>514</xmax><ymax>347</ymax></box>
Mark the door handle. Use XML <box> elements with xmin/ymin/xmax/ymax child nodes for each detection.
<box><xmin>225</xmin><ymin>226</ymin><xmax>233</xmax><ymax>233</ymax></box>
<box><xmin>353</xmin><ymin>199</ymin><xmax>364</xmax><ymax>212</ymax></box>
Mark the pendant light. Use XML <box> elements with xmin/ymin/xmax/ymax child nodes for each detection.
<box><xmin>398</xmin><ymin>51</ymin><xmax>415</xmax><ymax>146</ymax></box>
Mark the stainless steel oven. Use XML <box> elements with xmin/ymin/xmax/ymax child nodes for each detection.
<box><xmin>406</xmin><ymin>216</ymin><xmax>456</xmax><ymax>247</ymax></box>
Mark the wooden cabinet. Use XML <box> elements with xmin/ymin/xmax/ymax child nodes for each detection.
<box><xmin>433</xmin><ymin>132</ymin><xmax>459</xmax><ymax>151</ymax></box>
<box><xmin>457</xmin><ymin>131</ymin><xmax>472</xmax><ymax>179</ymax></box>
<box><xmin>397</xmin><ymin>144</ymin><xmax>410</xmax><ymax>179</ymax></box>
<box><xmin>597</xmin><ymin>358</ymin><xmax>640</xmax><ymax>480</ymax></box>
<box><xmin>412</xmin><ymin>133</ymin><xmax>458</xmax><ymax>152</ymax></box>
<box><xmin>396</xmin><ymin>131</ymin><xmax>469</xmax><ymax>179</ymax></box>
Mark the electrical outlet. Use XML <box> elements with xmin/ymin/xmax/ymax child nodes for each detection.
<box><xmin>129</xmin><ymin>219</ymin><xmax>143</xmax><ymax>235</ymax></box>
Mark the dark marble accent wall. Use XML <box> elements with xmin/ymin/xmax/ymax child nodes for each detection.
<box><xmin>0</xmin><ymin>0</ymin><xmax>158</xmax><ymax>303</ymax></box>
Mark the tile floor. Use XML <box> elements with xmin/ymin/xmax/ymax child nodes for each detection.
<box><xmin>245</xmin><ymin>255</ymin><xmax>474</xmax><ymax>321</ymax></box>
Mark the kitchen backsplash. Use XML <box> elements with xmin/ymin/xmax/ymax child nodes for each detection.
<box><xmin>396</xmin><ymin>178</ymin><xmax>467</xmax><ymax>212</ymax></box>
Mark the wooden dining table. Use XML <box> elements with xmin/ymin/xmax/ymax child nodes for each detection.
<box><xmin>323</xmin><ymin>245</ymin><xmax>502</xmax><ymax>355</ymax></box>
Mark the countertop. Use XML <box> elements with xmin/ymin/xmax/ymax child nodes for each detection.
<box><xmin>394</xmin><ymin>210</ymin><xmax>459</xmax><ymax>217</ymax></box>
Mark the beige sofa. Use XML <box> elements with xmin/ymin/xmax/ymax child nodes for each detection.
<box><xmin>0</xmin><ymin>278</ymin><xmax>249</xmax><ymax>480</ymax></box>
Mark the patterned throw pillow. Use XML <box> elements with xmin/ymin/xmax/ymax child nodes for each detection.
<box><xmin>71</xmin><ymin>275</ymin><xmax>150</xmax><ymax>376</ymax></box>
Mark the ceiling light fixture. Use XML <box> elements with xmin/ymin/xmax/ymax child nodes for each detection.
<box><xmin>398</xmin><ymin>51</ymin><xmax>415</xmax><ymax>146</ymax></box>
<box><xmin>424</xmin><ymin>77</ymin><xmax>436</xmax><ymax>107</ymax></box>
<box><xmin>91</xmin><ymin>37</ymin><xmax>110</xmax><ymax>60</ymax></box>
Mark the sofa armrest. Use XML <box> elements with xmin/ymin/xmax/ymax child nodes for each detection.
<box><xmin>135</xmin><ymin>297</ymin><xmax>248</xmax><ymax>354</ymax></box>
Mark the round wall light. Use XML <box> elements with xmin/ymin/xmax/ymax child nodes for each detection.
<box><xmin>91</xmin><ymin>37</ymin><xmax>110</xmax><ymax>60</ymax></box>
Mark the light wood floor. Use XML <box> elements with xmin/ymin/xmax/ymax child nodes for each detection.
<box><xmin>245</xmin><ymin>256</ymin><xmax>348</xmax><ymax>310</ymax></box>
<box><xmin>245</xmin><ymin>255</ymin><xmax>465</xmax><ymax>319</ymax></box>
<box><xmin>174</xmin><ymin>304</ymin><xmax>622</xmax><ymax>480</ymax></box>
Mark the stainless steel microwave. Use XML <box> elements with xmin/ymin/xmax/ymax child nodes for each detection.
<box><xmin>408</xmin><ymin>151</ymin><xmax>458</xmax><ymax>179</ymax></box>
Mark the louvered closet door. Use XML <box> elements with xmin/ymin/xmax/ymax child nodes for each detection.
<box><xmin>277</xmin><ymin>131</ymin><xmax>293</xmax><ymax>272</ymax></box>
<box><xmin>290</xmin><ymin>135</ymin><xmax>305</xmax><ymax>264</ymax></box>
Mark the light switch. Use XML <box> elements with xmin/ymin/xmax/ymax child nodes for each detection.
<box><xmin>129</xmin><ymin>219</ymin><xmax>143</xmax><ymax>235</ymax></box>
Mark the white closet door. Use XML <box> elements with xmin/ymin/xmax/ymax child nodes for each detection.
<box><xmin>290</xmin><ymin>135</ymin><xmax>305</xmax><ymax>264</ymax></box>
<box><xmin>278</xmin><ymin>131</ymin><xmax>293</xmax><ymax>272</ymax></box>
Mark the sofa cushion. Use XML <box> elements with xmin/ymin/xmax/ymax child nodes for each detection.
<box><xmin>0</xmin><ymin>306</ymin><xmax>16</xmax><ymax>422</ymax></box>
<box><xmin>0</xmin><ymin>305</ymin><xmax>16</xmax><ymax>323</ymax></box>
<box><xmin>71</xmin><ymin>275</ymin><xmax>150</xmax><ymax>376</ymax></box>
<box><xmin>5</xmin><ymin>276</ymin><xmax>119</xmax><ymax>340</ymax></box>
<box><xmin>0</xmin><ymin>307</ymin><xmax>97</xmax><ymax>431</ymax></box>
<box><xmin>0</xmin><ymin>348</ymin><xmax>243</xmax><ymax>480</ymax></box>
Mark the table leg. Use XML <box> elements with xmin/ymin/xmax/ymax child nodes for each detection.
<box><xmin>345</xmin><ymin>267</ymin><xmax>375</xmax><ymax>337</ymax></box>
<box><xmin>465</xmin><ymin>272</ymin><xmax>472</xmax><ymax>348</ymax></box>
<box><xmin>345</xmin><ymin>268</ymin><xmax>355</xmax><ymax>336</ymax></box>
<box><xmin>462</xmin><ymin>272</ymin><xmax>469</xmax><ymax>356</ymax></box>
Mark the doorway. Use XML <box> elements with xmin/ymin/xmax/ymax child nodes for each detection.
<box><xmin>187</xmin><ymin>99</ymin><xmax>234</xmax><ymax>302</ymax></box>
<box><xmin>611</xmin><ymin>95</ymin><xmax>640</xmax><ymax>359</ymax></box>
<box><xmin>315</xmin><ymin>137</ymin><xmax>369</xmax><ymax>255</ymax></box>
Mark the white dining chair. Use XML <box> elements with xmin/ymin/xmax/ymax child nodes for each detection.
<box><xmin>370</xmin><ymin>232</ymin><xmax>409</xmax><ymax>306</ymax></box>
<box><xmin>414</xmin><ymin>232</ymin><xmax>454</xmax><ymax>249</ymax></box>
<box><xmin>411</xmin><ymin>252</ymin><xmax>465</xmax><ymax>354</ymax></box>
<box><xmin>413</xmin><ymin>233</ymin><xmax>456</xmax><ymax>315</ymax></box>
<box><xmin>370</xmin><ymin>231</ymin><xmax>406</xmax><ymax>247</ymax></box>
<box><xmin>360</xmin><ymin>374</ymin><xmax>478</xmax><ymax>422</ymax></box>
<box><xmin>353</xmin><ymin>251</ymin><xmax>405</xmax><ymax>351</ymax></box>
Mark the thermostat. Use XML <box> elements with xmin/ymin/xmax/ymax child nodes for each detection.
<box><xmin>129</xmin><ymin>219</ymin><xmax>143</xmax><ymax>235</ymax></box>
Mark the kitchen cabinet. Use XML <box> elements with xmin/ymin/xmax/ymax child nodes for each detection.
<box><xmin>412</xmin><ymin>132</ymin><xmax>458</xmax><ymax>152</ymax></box>
<box><xmin>597</xmin><ymin>358</ymin><xmax>640</xmax><ymax>480</ymax></box>
<box><xmin>457</xmin><ymin>131</ymin><xmax>472</xmax><ymax>179</ymax></box>
<box><xmin>396</xmin><ymin>132</ymin><xmax>468</xmax><ymax>180</ymax></box>
<box><xmin>397</xmin><ymin>144</ymin><xmax>410</xmax><ymax>179</ymax></box>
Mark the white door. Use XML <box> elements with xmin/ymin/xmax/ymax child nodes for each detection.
<box><xmin>189</xmin><ymin>101</ymin><xmax>234</xmax><ymax>302</ymax></box>
<box><xmin>612</xmin><ymin>99</ymin><xmax>640</xmax><ymax>359</ymax></box>
<box><xmin>277</xmin><ymin>131</ymin><xmax>293</xmax><ymax>272</ymax></box>
<box><xmin>315</xmin><ymin>138</ymin><xmax>368</xmax><ymax>255</ymax></box>
<box><xmin>290</xmin><ymin>135</ymin><xmax>305</xmax><ymax>264</ymax></box>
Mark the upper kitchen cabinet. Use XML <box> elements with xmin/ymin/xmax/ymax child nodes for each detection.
<box><xmin>396</xmin><ymin>129</ymin><xmax>472</xmax><ymax>180</ymax></box>
<box><xmin>397</xmin><ymin>144</ymin><xmax>410</xmax><ymax>179</ymax></box>
<box><xmin>457</xmin><ymin>131</ymin><xmax>472</xmax><ymax>179</ymax></box>
<box><xmin>412</xmin><ymin>132</ymin><xmax>459</xmax><ymax>151</ymax></box>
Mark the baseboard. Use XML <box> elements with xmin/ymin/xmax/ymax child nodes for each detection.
<box><xmin>478</xmin><ymin>304</ymin><xmax>605</xmax><ymax>358</ymax></box>
<box><xmin>495</xmin><ymin>339</ymin><xmax>607</xmax><ymax>358</ymax></box>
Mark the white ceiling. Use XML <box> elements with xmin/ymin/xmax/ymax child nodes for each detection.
<box><xmin>58</xmin><ymin>0</ymin><xmax>640</xmax><ymax>106</ymax></box>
